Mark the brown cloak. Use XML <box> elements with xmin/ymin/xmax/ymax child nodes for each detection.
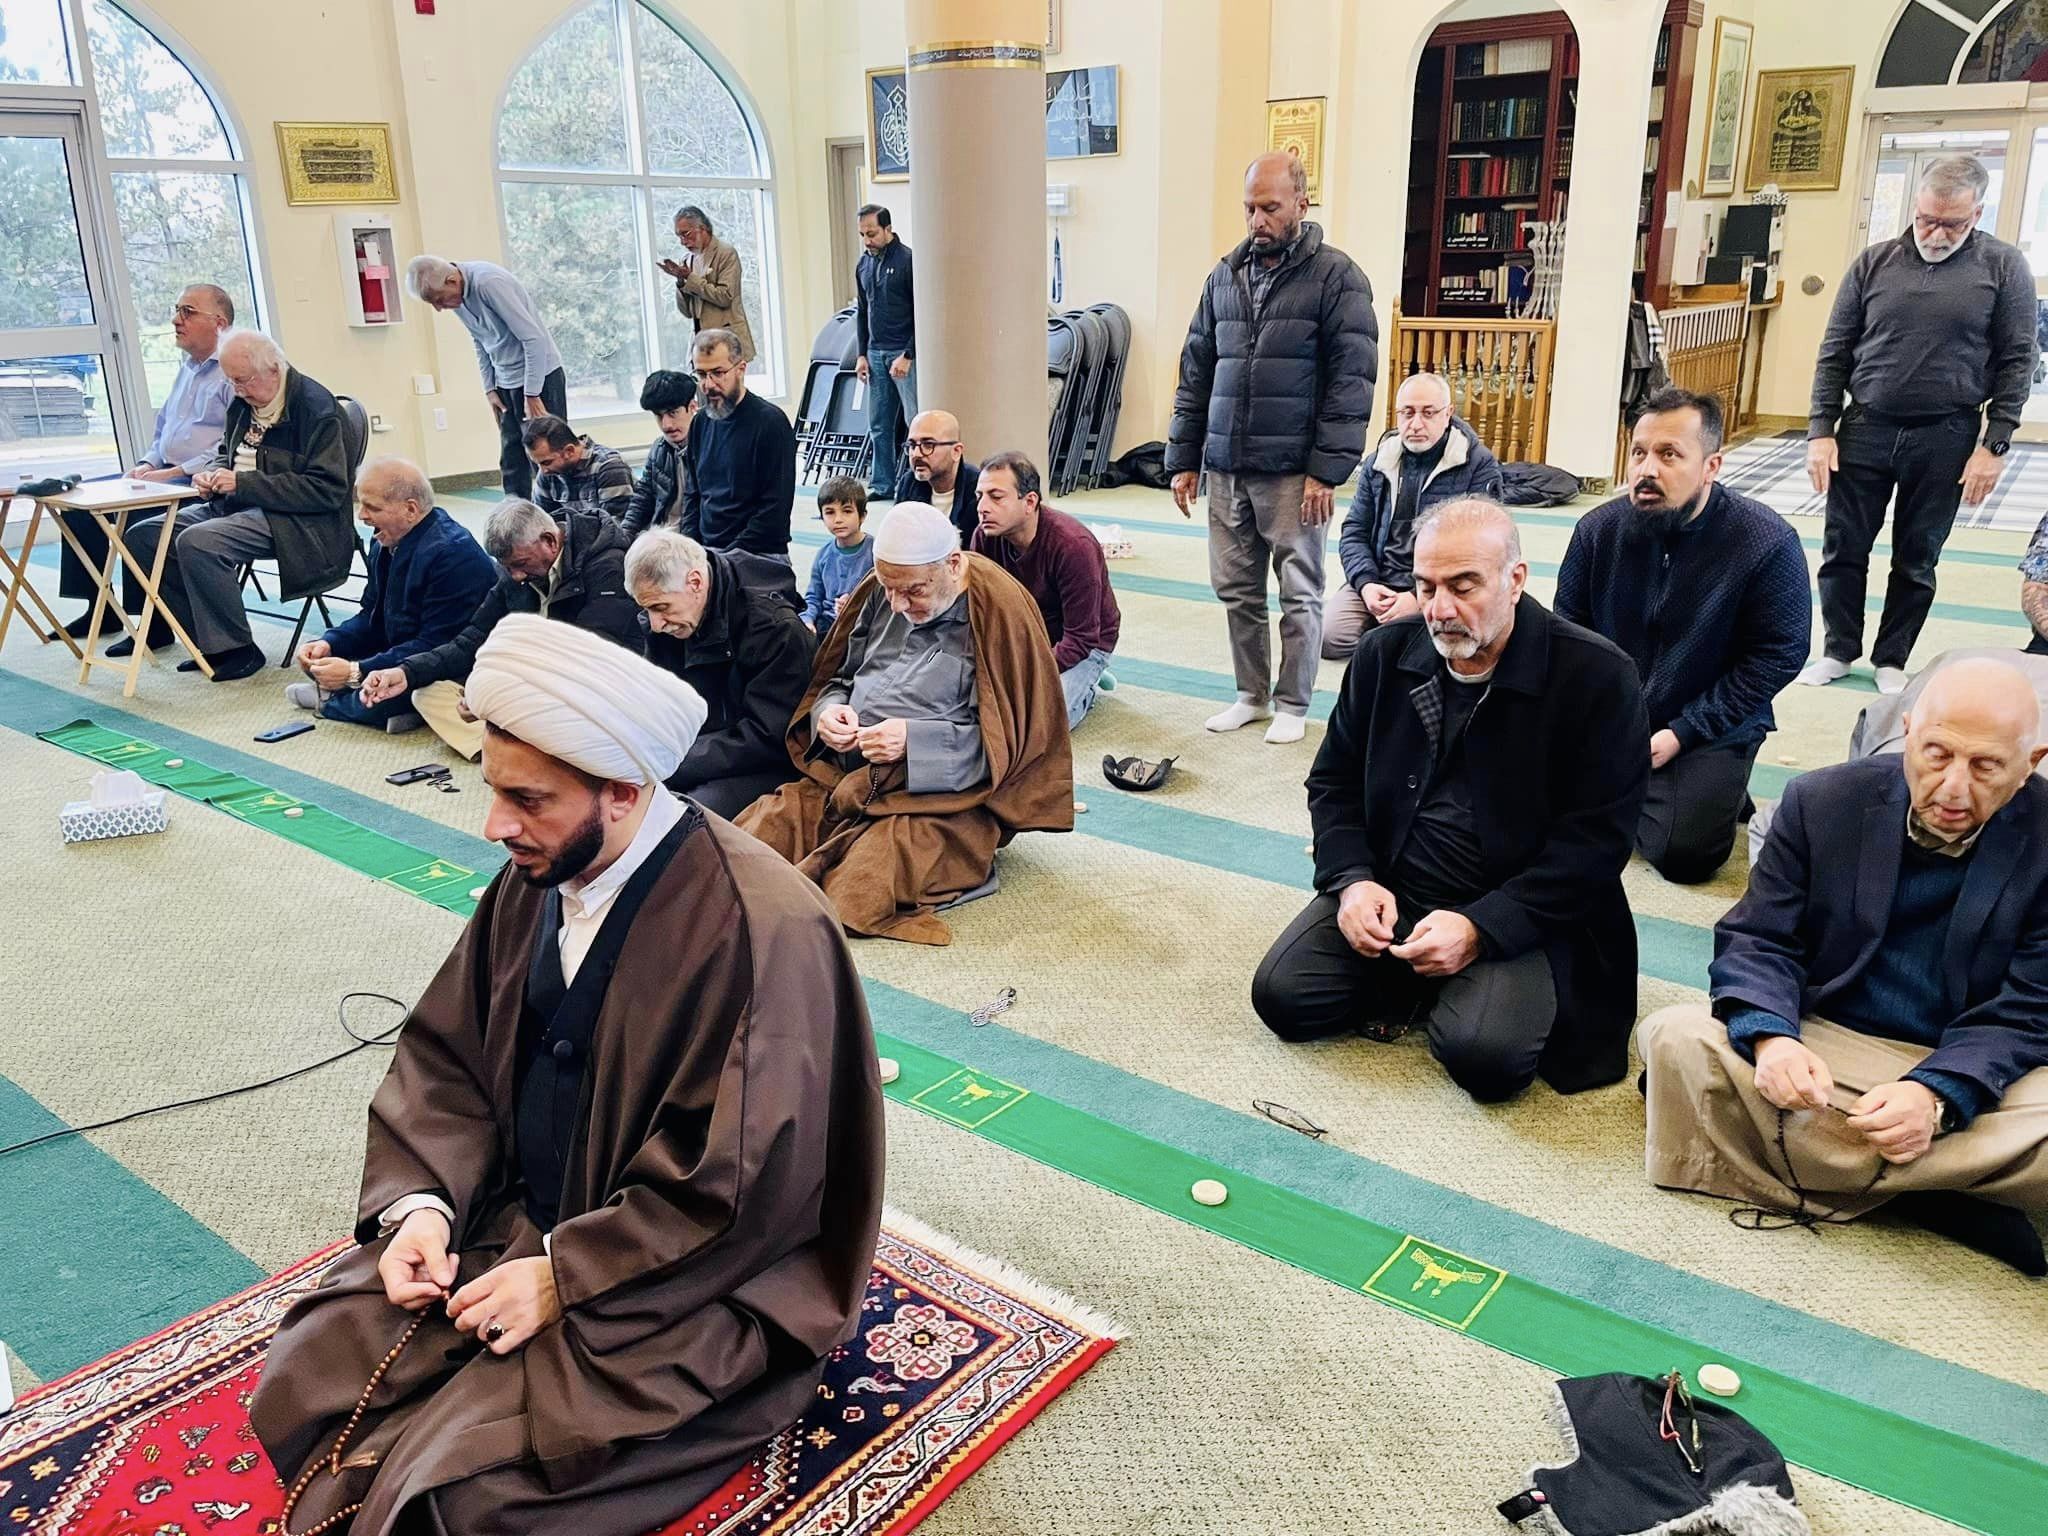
<box><xmin>736</xmin><ymin>553</ymin><xmax>1074</xmax><ymax>945</ymax></box>
<box><xmin>250</xmin><ymin>811</ymin><xmax>885</xmax><ymax>1536</ymax></box>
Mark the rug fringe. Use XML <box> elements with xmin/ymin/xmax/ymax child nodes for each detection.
<box><xmin>881</xmin><ymin>1206</ymin><xmax>1127</xmax><ymax>1341</ymax></box>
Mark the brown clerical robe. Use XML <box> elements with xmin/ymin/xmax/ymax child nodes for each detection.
<box><xmin>250</xmin><ymin>808</ymin><xmax>885</xmax><ymax>1536</ymax></box>
<box><xmin>738</xmin><ymin>554</ymin><xmax>1074</xmax><ymax>946</ymax></box>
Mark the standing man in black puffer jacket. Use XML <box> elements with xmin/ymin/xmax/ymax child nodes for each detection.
<box><xmin>1168</xmin><ymin>151</ymin><xmax>1378</xmax><ymax>745</ymax></box>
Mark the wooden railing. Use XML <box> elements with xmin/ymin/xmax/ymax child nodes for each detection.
<box><xmin>1657</xmin><ymin>300</ymin><xmax>1747</xmax><ymax>430</ymax></box>
<box><xmin>1386</xmin><ymin>311</ymin><xmax>1556</xmax><ymax>464</ymax></box>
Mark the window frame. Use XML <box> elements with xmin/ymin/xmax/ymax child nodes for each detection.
<box><xmin>0</xmin><ymin>0</ymin><xmax>271</xmax><ymax>457</ymax></box>
<box><xmin>493</xmin><ymin>0</ymin><xmax>782</xmax><ymax>405</ymax></box>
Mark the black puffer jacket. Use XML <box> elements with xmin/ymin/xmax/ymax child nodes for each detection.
<box><xmin>1166</xmin><ymin>222</ymin><xmax>1378</xmax><ymax>486</ymax></box>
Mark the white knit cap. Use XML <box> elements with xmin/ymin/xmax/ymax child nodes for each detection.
<box><xmin>466</xmin><ymin>613</ymin><xmax>707</xmax><ymax>786</ymax></box>
<box><xmin>873</xmin><ymin>501</ymin><xmax>961</xmax><ymax>566</ymax></box>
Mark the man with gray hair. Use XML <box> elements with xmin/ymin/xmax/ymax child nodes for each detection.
<box><xmin>359</xmin><ymin>498</ymin><xmax>640</xmax><ymax>759</ymax></box>
<box><xmin>659</xmin><ymin>205</ymin><xmax>755</xmax><ymax>363</ymax></box>
<box><xmin>408</xmin><ymin>254</ymin><xmax>567</xmax><ymax>500</ymax></box>
<box><xmin>627</xmin><ymin>528</ymin><xmax>816</xmax><ymax>817</ymax></box>
<box><xmin>1168</xmin><ymin>150</ymin><xmax>1377</xmax><ymax>744</ymax></box>
<box><xmin>1645</xmin><ymin>656</ymin><xmax>2048</xmax><ymax>1274</ymax></box>
<box><xmin>1253</xmin><ymin>499</ymin><xmax>1650</xmax><ymax>1102</ymax></box>
<box><xmin>286</xmin><ymin>457</ymin><xmax>496</xmax><ymax>738</ymax></box>
<box><xmin>108</xmin><ymin>329</ymin><xmax>355</xmax><ymax>680</ymax></box>
<box><xmin>684</xmin><ymin>328</ymin><xmax>796</xmax><ymax>557</ymax></box>
<box><xmin>1803</xmin><ymin>153</ymin><xmax>2038</xmax><ymax>696</ymax></box>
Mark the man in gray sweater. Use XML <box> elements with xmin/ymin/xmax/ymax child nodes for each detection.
<box><xmin>1803</xmin><ymin>154</ymin><xmax>2038</xmax><ymax>695</ymax></box>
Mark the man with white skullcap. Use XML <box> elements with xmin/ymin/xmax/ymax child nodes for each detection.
<box><xmin>252</xmin><ymin>613</ymin><xmax>885</xmax><ymax>1536</ymax></box>
<box><xmin>739</xmin><ymin>501</ymin><xmax>1075</xmax><ymax>944</ymax></box>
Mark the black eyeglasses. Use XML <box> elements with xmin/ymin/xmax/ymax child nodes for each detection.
<box><xmin>905</xmin><ymin>438</ymin><xmax>959</xmax><ymax>453</ymax></box>
<box><xmin>1251</xmin><ymin>1099</ymin><xmax>1328</xmax><ymax>1140</ymax></box>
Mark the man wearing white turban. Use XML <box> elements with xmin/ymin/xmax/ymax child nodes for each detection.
<box><xmin>739</xmin><ymin>501</ymin><xmax>1075</xmax><ymax>944</ymax></box>
<box><xmin>251</xmin><ymin>613</ymin><xmax>886</xmax><ymax>1536</ymax></box>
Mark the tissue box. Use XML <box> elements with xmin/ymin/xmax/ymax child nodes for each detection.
<box><xmin>60</xmin><ymin>790</ymin><xmax>169</xmax><ymax>843</ymax></box>
<box><xmin>1092</xmin><ymin>523</ymin><xmax>1136</xmax><ymax>560</ymax></box>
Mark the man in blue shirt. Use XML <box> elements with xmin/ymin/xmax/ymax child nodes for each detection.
<box><xmin>1643</xmin><ymin>657</ymin><xmax>2048</xmax><ymax>1274</ymax></box>
<box><xmin>407</xmin><ymin>255</ymin><xmax>567</xmax><ymax>501</ymax></box>
<box><xmin>853</xmin><ymin>205</ymin><xmax>915</xmax><ymax>500</ymax></box>
<box><xmin>55</xmin><ymin>282</ymin><xmax>237</xmax><ymax>638</ymax></box>
<box><xmin>287</xmin><ymin>456</ymin><xmax>497</xmax><ymax>737</ymax></box>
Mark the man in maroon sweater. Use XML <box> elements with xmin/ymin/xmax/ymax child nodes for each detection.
<box><xmin>970</xmin><ymin>450</ymin><xmax>1121</xmax><ymax>728</ymax></box>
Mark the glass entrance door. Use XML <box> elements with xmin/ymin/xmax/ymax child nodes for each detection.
<box><xmin>0</xmin><ymin>109</ymin><xmax>132</xmax><ymax>481</ymax></box>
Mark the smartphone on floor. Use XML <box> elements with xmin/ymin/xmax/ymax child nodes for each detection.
<box><xmin>254</xmin><ymin>720</ymin><xmax>314</xmax><ymax>744</ymax></box>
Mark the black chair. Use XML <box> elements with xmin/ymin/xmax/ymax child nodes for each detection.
<box><xmin>239</xmin><ymin>393</ymin><xmax>371</xmax><ymax>664</ymax></box>
<box><xmin>803</xmin><ymin>369</ymin><xmax>872</xmax><ymax>486</ymax></box>
<box><xmin>793</xmin><ymin>359</ymin><xmax>841</xmax><ymax>461</ymax></box>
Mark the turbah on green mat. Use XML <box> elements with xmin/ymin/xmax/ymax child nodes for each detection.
<box><xmin>28</xmin><ymin>717</ymin><xmax>2047</xmax><ymax>1536</ymax></box>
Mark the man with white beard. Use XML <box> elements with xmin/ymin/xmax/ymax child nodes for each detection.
<box><xmin>1252</xmin><ymin>500</ymin><xmax>1651</xmax><ymax>1103</ymax></box>
<box><xmin>1801</xmin><ymin>154</ymin><xmax>2038</xmax><ymax>696</ymax></box>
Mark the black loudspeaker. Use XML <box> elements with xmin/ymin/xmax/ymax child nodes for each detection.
<box><xmin>1721</xmin><ymin>205</ymin><xmax>1776</xmax><ymax>259</ymax></box>
<box><xmin>1704</xmin><ymin>254</ymin><xmax>1750</xmax><ymax>286</ymax></box>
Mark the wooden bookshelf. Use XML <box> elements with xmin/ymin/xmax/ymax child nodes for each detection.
<box><xmin>1403</xmin><ymin>1</ymin><xmax>1699</xmax><ymax>317</ymax></box>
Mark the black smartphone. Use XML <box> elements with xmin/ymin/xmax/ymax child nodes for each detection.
<box><xmin>386</xmin><ymin>764</ymin><xmax>450</xmax><ymax>785</ymax></box>
<box><xmin>254</xmin><ymin>720</ymin><xmax>314</xmax><ymax>744</ymax></box>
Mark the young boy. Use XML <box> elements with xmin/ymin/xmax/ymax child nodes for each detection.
<box><xmin>803</xmin><ymin>476</ymin><xmax>875</xmax><ymax>630</ymax></box>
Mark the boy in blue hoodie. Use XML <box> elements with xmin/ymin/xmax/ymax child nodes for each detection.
<box><xmin>802</xmin><ymin>476</ymin><xmax>875</xmax><ymax>630</ymax></box>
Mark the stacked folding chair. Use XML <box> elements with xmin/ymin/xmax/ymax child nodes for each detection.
<box><xmin>796</xmin><ymin>306</ymin><xmax>862</xmax><ymax>482</ymax></box>
<box><xmin>1042</xmin><ymin>304</ymin><xmax>1129</xmax><ymax>496</ymax></box>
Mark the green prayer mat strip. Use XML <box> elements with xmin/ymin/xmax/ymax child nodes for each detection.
<box><xmin>36</xmin><ymin>720</ymin><xmax>486</xmax><ymax>918</ymax></box>
<box><xmin>31</xmin><ymin>718</ymin><xmax>2043</xmax><ymax>1534</ymax></box>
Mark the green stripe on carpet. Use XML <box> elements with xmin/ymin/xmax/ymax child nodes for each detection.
<box><xmin>13</xmin><ymin>692</ymin><xmax>2048</xmax><ymax>1533</ymax></box>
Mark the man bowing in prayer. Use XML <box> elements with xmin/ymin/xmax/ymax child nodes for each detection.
<box><xmin>251</xmin><ymin>614</ymin><xmax>885</xmax><ymax>1536</ymax></box>
<box><xmin>739</xmin><ymin>500</ymin><xmax>1072</xmax><ymax>944</ymax></box>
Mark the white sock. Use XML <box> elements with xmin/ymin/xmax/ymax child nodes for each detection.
<box><xmin>1874</xmin><ymin>666</ymin><xmax>1909</xmax><ymax>695</ymax></box>
<box><xmin>1264</xmin><ymin>711</ymin><xmax>1307</xmax><ymax>744</ymax></box>
<box><xmin>1795</xmin><ymin>657</ymin><xmax>1850</xmax><ymax>687</ymax></box>
<box><xmin>1204</xmin><ymin>699</ymin><xmax>1272</xmax><ymax>732</ymax></box>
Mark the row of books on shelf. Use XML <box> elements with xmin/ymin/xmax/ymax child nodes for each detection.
<box><xmin>1438</xmin><ymin>263</ymin><xmax>1534</xmax><ymax>307</ymax></box>
<box><xmin>1445</xmin><ymin>151</ymin><xmax>1541</xmax><ymax>197</ymax></box>
<box><xmin>1554</xmin><ymin>131</ymin><xmax>1574</xmax><ymax>180</ymax></box>
<box><xmin>1443</xmin><ymin>207</ymin><xmax>1538</xmax><ymax>250</ymax></box>
<box><xmin>1643</xmin><ymin>130</ymin><xmax>1661</xmax><ymax>173</ymax></box>
<box><xmin>1452</xmin><ymin>95</ymin><xmax>1543</xmax><ymax>141</ymax></box>
<box><xmin>1653</xmin><ymin>27</ymin><xmax>1671</xmax><ymax>75</ymax></box>
<box><xmin>1452</xmin><ymin>37</ymin><xmax>1552</xmax><ymax>77</ymax></box>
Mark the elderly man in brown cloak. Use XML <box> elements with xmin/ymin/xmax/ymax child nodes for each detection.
<box><xmin>250</xmin><ymin>613</ymin><xmax>886</xmax><ymax>1536</ymax></box>
<box><xmin>738</xmin><ymin>500</ymin><xmax>1072</xmax><ymax>944</ymax></box>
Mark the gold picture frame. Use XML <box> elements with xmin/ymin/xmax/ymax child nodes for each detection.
<box><xmin>275</xmin><ymin>122</ymin><xmax>397</xmax><ymax>206</ymax></box>
<box><xmin>866</xmin><ymin>67</ymin><xmax>910</xmax><ymax>183</ymax></box>
<box><xmin>1698</xmin><ymin>17</ymin><xmax>1752</xmax><ymax>197</ymax></box>
<box><xmin>1267</xmin><ymin>96</ymin><xmax>1326</xmax><ymax>205</ymax></box>
<box><xmin>1744</xmin><ymin>66</ymin><xmax>1855</xmax><ymax>192</ymax></box>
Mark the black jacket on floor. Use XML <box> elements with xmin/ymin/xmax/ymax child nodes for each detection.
<box><xmin>1307</xmin><ymin>598</ymin><xmax>1650</xmax><ymax>1091</ymax></box>
<box><xmin>646</xmin><ymin>547</ymin><xmax>817</xmax><ymax>794</ymax></box>
<box><xmin>399</xmin><ymin>512</ymin><xmax>642</xmax><ymax>689</ymax></box>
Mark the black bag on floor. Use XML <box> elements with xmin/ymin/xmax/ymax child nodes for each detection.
<box><xmin>1100</xmin><ymin>441</ymin><xmax>1170</xmax><ymax>491</ymax></box>
<box><xmin>1498</xmin><ymin>462</ymin><xmax>1583</xmax><ymax>507</ymax></box>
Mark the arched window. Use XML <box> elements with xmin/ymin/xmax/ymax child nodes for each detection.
<box><xmin>84</xmin><ymin>0</ymin><xmax>262</xmax><ymax>407</ymax></box>
<box><xmin>496</xmin><ymin>0</ymin><xmax>778</xmax><ymax>420</ymax></box>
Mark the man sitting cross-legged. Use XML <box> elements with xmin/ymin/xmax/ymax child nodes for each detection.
<box><xmin>1642</xmin><ymin>656</ymin><xmax>2048</xmax><ymax>1275</ymax></box>
<box><xmin>358</xmin><ymin>497</ymin><xmax>642</xmax><ymax>760</ymax></box>
<box><xmin>628</xmin><ymin>528</ymin><xmax>818</xmax><ymax>819</ymax></box>
<box><xmin>250</xmin><ymin>614</ymin><xmax>885</xmax><ymax>1536</ymax></box>
<box><xmin>1252</xmin><ymin>499</ymin><xmax>1650</xmax><ymax>1101</ymax></box>
<box><xmin>738</xmin><ymin>501</ymin><xmax>1073</xmax><ymax>945</ymax></box>
<box><xmin>288</xmin><ymin>457</ymin><xmax>497</xmax><ymax>737</ymax></box>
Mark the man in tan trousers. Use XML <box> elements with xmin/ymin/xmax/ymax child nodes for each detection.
<box><xmin>1642</xmin><ymin>657</ymin><xmax>2048</xmax><ymax>1275</ymax></box>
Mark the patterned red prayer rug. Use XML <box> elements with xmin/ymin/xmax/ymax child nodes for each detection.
<box><xmin>0</xmin><ymin>1212</ymin><xmax>1119</xmax><ymax>1536</ymax></box>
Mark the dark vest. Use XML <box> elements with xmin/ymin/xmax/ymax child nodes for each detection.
<box><xmin>516</xmin><ymin>811</ymin><xmax>695</xmax><ymax>1228</ymax></box>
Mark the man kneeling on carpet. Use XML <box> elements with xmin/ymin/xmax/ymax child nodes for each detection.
<box><xmin>1252</xmin><ymin>499</ymin><xmax>1651</xmax><ymax>1101</ymax></box>
<box><xmin>250</xmin><ymin>615</ymin><xmax>885</xmax><ymax>1536</ymax></box>
<box><xmin>628</xmin><ymin>527</ymin><xmax>818</xmax><ymax>818</ymax></box>
<box><xmin>738</xmin><ymin>500</ymin><xmax>1073</xmax><ymax>945</ymax></box>
<box><xmin>1642</xmin><ymin>656</ymin><xmax>2048</xmax><ymax>1275</ymax></box>
<box><xmin>358</xmin><ymin>497</ymin><xmax>642</xmax><ymax>760</ymax></box>
<box><xmin>288</xmin><ymin>457</ymin><xmax>497</xmax><ymax>736</ymax></box>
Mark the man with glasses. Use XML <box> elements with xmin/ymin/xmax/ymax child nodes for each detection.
<box><xmin>891</xmin><ymin>409</ymin><xmax>980</xmax><ymax>543</ymax></box>
<box><xmin>1326</xmin><ymin>372</ymin><xmax>1502</xmax><ymax>661</ymax></box>
<box><xmin>682</xmin><ymin>328</ymin><xmax>796</xmax><ymax>559</ymax></box>
<box><xmin>53</xmin><ymin>283</ymin><xmax>237</xmax><ymax>641</ymax></box>
<box><xmin>1802</xmin><ymin>153</ymin><xmax>2038</xmax><ymax>697</ymax></box>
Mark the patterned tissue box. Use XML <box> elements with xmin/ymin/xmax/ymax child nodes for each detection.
<box><xmin>1092</xmin><ymin>523</ymin><xmax>1136</xmax><ymax>560</ymax></box>
<box><xmin>60</xmin><ymin>790</ymin><xmax>169</xmax><ymax>843</ymax></box>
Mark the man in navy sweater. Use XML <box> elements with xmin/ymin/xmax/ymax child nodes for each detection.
<box><xmin>1555</xmin><ymin>387</ymin><xmax>1810</xmax><ymax>883</ymax></box>
<box><xmin>684</xmin><ymin>328</ymin><xmax>797</xmax><ymax>559</ymax></box>
<box><xmin>1642</xmin><ymin>657</ymin><xmax>2048</xmax><ymax>1274</ymax></box>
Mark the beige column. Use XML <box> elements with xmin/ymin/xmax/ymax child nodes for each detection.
<box><xmin>904</xmin><ymin>0</ymin><xmax>1048</xmax><ymax>468</ymax></box>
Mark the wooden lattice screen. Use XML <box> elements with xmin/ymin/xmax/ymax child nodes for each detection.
<box><xmin>1657</xmin><ymin>300</ymin><xmax>1747</xmax><ymax>430</ymax></box>
<box><xmin>1385</xmin><ymin>311</ymin><xmax>1556</xmax><ymax>464</ymax></box>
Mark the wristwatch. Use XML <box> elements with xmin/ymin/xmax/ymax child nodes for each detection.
<box><xmin>1986</xmin><ymin>436</ymin><xmax>2012</xmax><ymax>457</ymax></box>
<box><xmin>1933</xmin><ymin>1095</ymin><xmax>1955</xmax><ymax>1137</ymax></box>
<box><xmin>347</xmin><ymin>662</ymin><xmax>363</xmax><ymax>689</ymax></box>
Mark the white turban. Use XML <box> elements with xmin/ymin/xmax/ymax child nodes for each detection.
<box><xmin>467</xmin><ymin>613</ymin><xmax>707</xmax><ymax>786</ymax></box>
<box><xmin>874</xmin><ymin>501</ymin><xmax>961</xmax><ymax>566</ymax></box>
